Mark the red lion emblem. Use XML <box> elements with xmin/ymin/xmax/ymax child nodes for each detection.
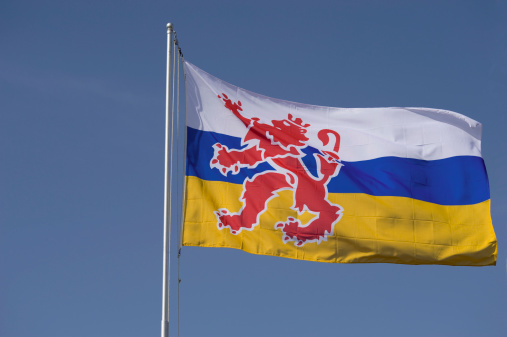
<box><xmin>211</xmin><ymin>93</ymin><xmax>343</xmax><ymax>246</ymax></box>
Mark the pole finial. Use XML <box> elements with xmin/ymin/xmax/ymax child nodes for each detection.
<box><xmin>167</xmin><ymin>23</ymin><xmax>173</xmax><ymax>32</ymax></box>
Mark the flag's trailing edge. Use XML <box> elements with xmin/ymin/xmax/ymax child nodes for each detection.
<box><xmin>182</xmin><ymin>61</ymin><xmax>497</xmax><ymax>266</ymax></box>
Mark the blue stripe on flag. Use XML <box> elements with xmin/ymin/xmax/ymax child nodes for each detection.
<box><xmin>186</xmin><ymin>127</ymin><xmax>490</xmax><ymax>206</ymax></box>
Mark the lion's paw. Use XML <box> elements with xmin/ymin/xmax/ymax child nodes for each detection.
<box><xmin>210</xmin><ymin>143</ymin><xmax>241</xmax><ymax>176</ymax></box>
<box><xmin>276</xmin><ymin>217</ymin><xmax>329</xmax><ymax>246</ymax></box>
<box><xmin>214</xmin><ymin>209</ymin><xmax>246</xmax><ymax>235</ymax></box>
<box><xmin>275</xmin><ymin>217</ymin><xmax>306</xmax><ymax>246</ymax></box>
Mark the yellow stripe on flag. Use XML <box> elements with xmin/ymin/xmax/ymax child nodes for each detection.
<box><xmin>182</xmin><ymin>176</ymin><xmax>497</xmax><ymax>265</ymax></box>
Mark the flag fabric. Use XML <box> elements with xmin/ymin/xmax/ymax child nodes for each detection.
<box><xmin>182</xmin><ymin>61</ymin><xmax>497</xmax><ymax>266</ymax></box>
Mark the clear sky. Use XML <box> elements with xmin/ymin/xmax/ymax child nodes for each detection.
<box><xmin>1</xmin><ymin>1</ymin><xmax>506</xmax><ymax>336</ymax></box>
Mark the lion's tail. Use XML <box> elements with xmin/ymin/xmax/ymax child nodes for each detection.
<box><xmin>318</xmin><ymin>129</ymin><xmax>341</xmax><ymax>160</ymax></box>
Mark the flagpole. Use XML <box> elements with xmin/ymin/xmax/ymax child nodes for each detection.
<box><xmin>162</xmin><ymin>22</ymin><xmax>174</xmax><ymax>337</ymax></box>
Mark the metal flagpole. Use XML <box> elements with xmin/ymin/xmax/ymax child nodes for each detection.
<box><xmin>162</xmin><ymin>22</ymin><xmax>174</xmax><ymax>337</ymax></box>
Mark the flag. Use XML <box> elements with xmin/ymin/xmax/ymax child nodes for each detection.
<box><xmin>181</xmin><ymin>61</ymin><xmax>497</xmax><ymax>266</ymax></box>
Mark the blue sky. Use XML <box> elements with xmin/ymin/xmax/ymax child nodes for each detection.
<box><xmin>1</xmin><ymin>1</ymin><xmax>506</xmax><ymax>336</ymax></box>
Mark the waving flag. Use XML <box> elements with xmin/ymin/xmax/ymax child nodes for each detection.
<box><xmin>182</xmin><ymin>61</ymin><xmax>497</xmax><ymax>265</ymax></box>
